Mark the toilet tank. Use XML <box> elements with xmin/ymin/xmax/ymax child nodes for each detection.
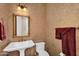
<box><xmin>36</xmin><ymin>42</ymin><xmax>45</xmax><ymax>52</ymax></box>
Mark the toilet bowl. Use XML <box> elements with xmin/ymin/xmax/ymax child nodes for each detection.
<box><xmin>35</xmin><ymin>42</ymin><xmax>49</xmax><ymax>56</ymax></box>
<box><xmin>59</xmin><ymin>52</ymin><xmax>65</xmax><ymax>56</ymax></box>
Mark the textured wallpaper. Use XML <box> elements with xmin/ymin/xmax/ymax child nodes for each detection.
<box><xmin>46</xmin><ymin>4</ymin><xmax>79</xmax><ymax>55</ymax></box>
<box><xmin>1</xmin><ymin>3</ymin><xmax>79</xmax><ymax>56</ymax></box>
<box><xmin>0</xmin><ymin>4</ymin><xmax>47</xmax><ymax>54</ymax></box>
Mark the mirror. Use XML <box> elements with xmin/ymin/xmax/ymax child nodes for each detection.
<box><xmin>13</xmin><ymin>15</ymin><xmax>30</xmax><ymax>37</ymax></box>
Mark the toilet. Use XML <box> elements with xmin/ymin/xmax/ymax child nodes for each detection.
<box><xmin>35</xmin><ymin>42</ymin><xmax>49</xmax><ymax>56</ymax></box>
<box><xmin>59</xmin><ymin>52</ymin><xmax>65</xmax><ymax>56</ymax></box>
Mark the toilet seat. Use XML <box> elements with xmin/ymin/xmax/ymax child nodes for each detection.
<box><xmin>37</xmin><ymin>51</ymin><xmax>49</xmax><ymax>56</ymax></box>
<box><xmin>35</xmin><ymin>42</ymin><xmax>49</xmax><ymax>56</ymax></box>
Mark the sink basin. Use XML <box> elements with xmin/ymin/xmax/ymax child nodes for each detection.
<box><xmin>3</xmin><ymin>40</ymin><xmax>35</xmax><ymax>56</ymax></box>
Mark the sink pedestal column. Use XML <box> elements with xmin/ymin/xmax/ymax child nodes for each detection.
<box><xmin>19</xmin><ymin>49</ymin><xmax>25</xmax><ymax>56</ymax></box>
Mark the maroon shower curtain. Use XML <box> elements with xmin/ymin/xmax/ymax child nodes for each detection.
<box><xmin>56</xmin><ymin>27</ymin><xmax>76</xmax><ymax>56</ymax></box>
<box><xmin>0</xmin><ymin>22</ymin><xmax>6</xmax><ymax>41</ymax></box>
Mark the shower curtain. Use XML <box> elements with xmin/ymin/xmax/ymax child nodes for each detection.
<box><xmin>0</xmin><ymin>18</ymin><xmax>6</xmax><ymax>41</ymax></box>
<box><xmin>56</xmin><ymin>27</ymin><xmax>76</xmax><ymax>56</ymax></box>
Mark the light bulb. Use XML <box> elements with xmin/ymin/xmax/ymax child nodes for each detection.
<box><xmin>23</xmin><ymin>8</ymin><xmax>26</xmax><ymax>11</ymax></box>
<box><xmin>17</xmin><ymin>6</ymin><xmax>21</xmax><ymax>10</ymax></box>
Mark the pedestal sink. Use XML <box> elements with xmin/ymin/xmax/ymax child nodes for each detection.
<box><xmin>3</xmin><ymin>40</ymin><xmax>35</xmax><ymax>56</ymax></box>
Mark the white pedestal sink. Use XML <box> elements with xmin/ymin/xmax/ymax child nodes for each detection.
<box><xmin>3</xmin><ymin>40</ymin><xmax>35</xmax><ymax>56</ymax></box>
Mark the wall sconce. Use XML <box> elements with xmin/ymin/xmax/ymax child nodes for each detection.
<box><xmin>17</xmin><ymin>4</ymin><xmax>27</xmax><ymax>11</ymax></box>
<box><xmin>16</xmin><ymin>3</ymin><xmax>29</xmax><ymax>16</ymax></box>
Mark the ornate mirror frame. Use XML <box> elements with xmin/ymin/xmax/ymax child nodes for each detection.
<box><xmin>13</xmin><ymin>14</ymin><xmax>30</xmax><ymax>37</ymax></box>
